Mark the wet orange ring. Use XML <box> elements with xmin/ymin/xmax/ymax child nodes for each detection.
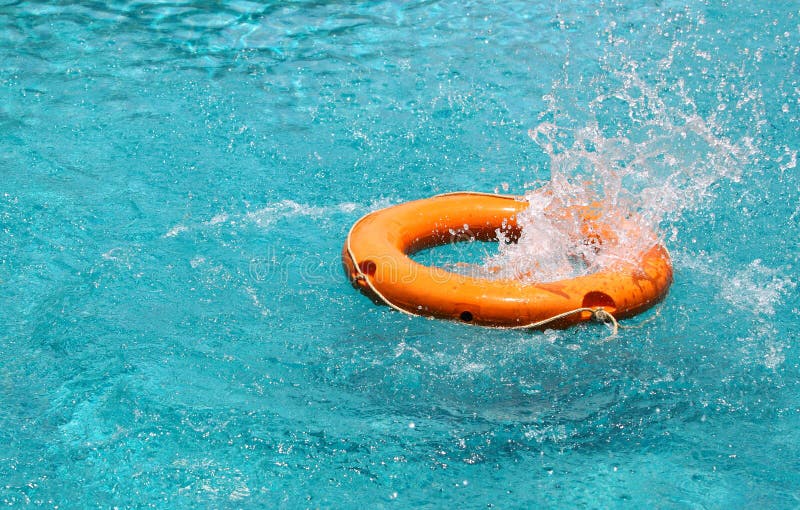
<box><xmin>342</xmin><ymin>192</ymin><xmax>672</xmax><ymax>329</ymax></box>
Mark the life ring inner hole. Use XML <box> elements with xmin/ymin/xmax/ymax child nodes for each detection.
<box><xmin>408</xmin><ymin>223</ymin><xmax>520</xmax><ymax>275</ymax></box>
<box><xmin>406</xmin><ymin>223</ymin><xmax>521</xmax><ymax>255</ymax></box>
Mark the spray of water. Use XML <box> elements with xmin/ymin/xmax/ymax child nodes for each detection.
<box><xmin>485</xmin><ymin>54</ymin><xmax>758</xmax><ymax>283</ymax></box>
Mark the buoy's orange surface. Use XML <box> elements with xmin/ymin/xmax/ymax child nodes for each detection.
<box><xmin>342</xmin><ymin>192</ymin><xmax>672</xmax><ymax>328</ymax></box>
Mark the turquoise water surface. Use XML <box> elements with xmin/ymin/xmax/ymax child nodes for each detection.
<box><xmin>2</xmin><ymin>1</ymin><xmax>799</xmax><ymax>507</ymax></box>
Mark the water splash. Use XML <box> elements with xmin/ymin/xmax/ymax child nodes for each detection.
<box><xmin>487</xmin><ymin>53</ymin><xmax>759</xmax><ymax>283</ymax></box>
<box><xmin>721</xmin><ymin>259</ymin><xmax>796</xmax><ymax>317</ymax></box>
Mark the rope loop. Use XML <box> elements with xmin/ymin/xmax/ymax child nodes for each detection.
<box><xmin>591</xmin><ymin>308</ymin><xmax>619</xmax><ymax>338</ymax></box>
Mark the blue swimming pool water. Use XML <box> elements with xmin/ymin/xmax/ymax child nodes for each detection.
<box><xmin>2</xmin><ymin>0</ymin><xmax>799</xmax><ymax>507</ymax></box>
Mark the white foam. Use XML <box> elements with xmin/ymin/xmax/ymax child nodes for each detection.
<box><xmin>720</xmin><ymin>259</ymin><xmax>796</xmax><ymax>316</ymax></box>
<box><xmin>244</xmin><ymin>285</ymin><xmax>270</xmax><ymax>317</ymax></box>
<box><xmin>159</xmin><ymin>198</ymin><xmax>390</xmax><ymax>237</ymax></box>
<box><xmin>764</xmin><ymin>342</ymin><xmax>785</xmax><ymax>370</ymax></box>
<box><xmin>244</xmin><ymin>199</ymin><xmax>375</xmax><ymax>228</ymax></box>
<box><xmin>163</xmin><ymin>224</ymin><xmax>188</xmax><ymax>238</ymax></box>
<box><xmin>101</xmin><ymin>247</ymin><xmax>122</xmax><ymax>261</ymax></box>
<box><xmin>206</xmin><ymin>213</ymin><xmax>229</xmax><ymax>225</ymax></box>
<box><xmin>189</xmin><ymin>256</ymin><xmax>206</xmax><ymax>268</ymax></box>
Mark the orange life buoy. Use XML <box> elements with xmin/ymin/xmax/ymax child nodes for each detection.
<box><xmin>342</xmin><ymin>192</ymin><xmax>672</xmax><ymax>329</ymax></box>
